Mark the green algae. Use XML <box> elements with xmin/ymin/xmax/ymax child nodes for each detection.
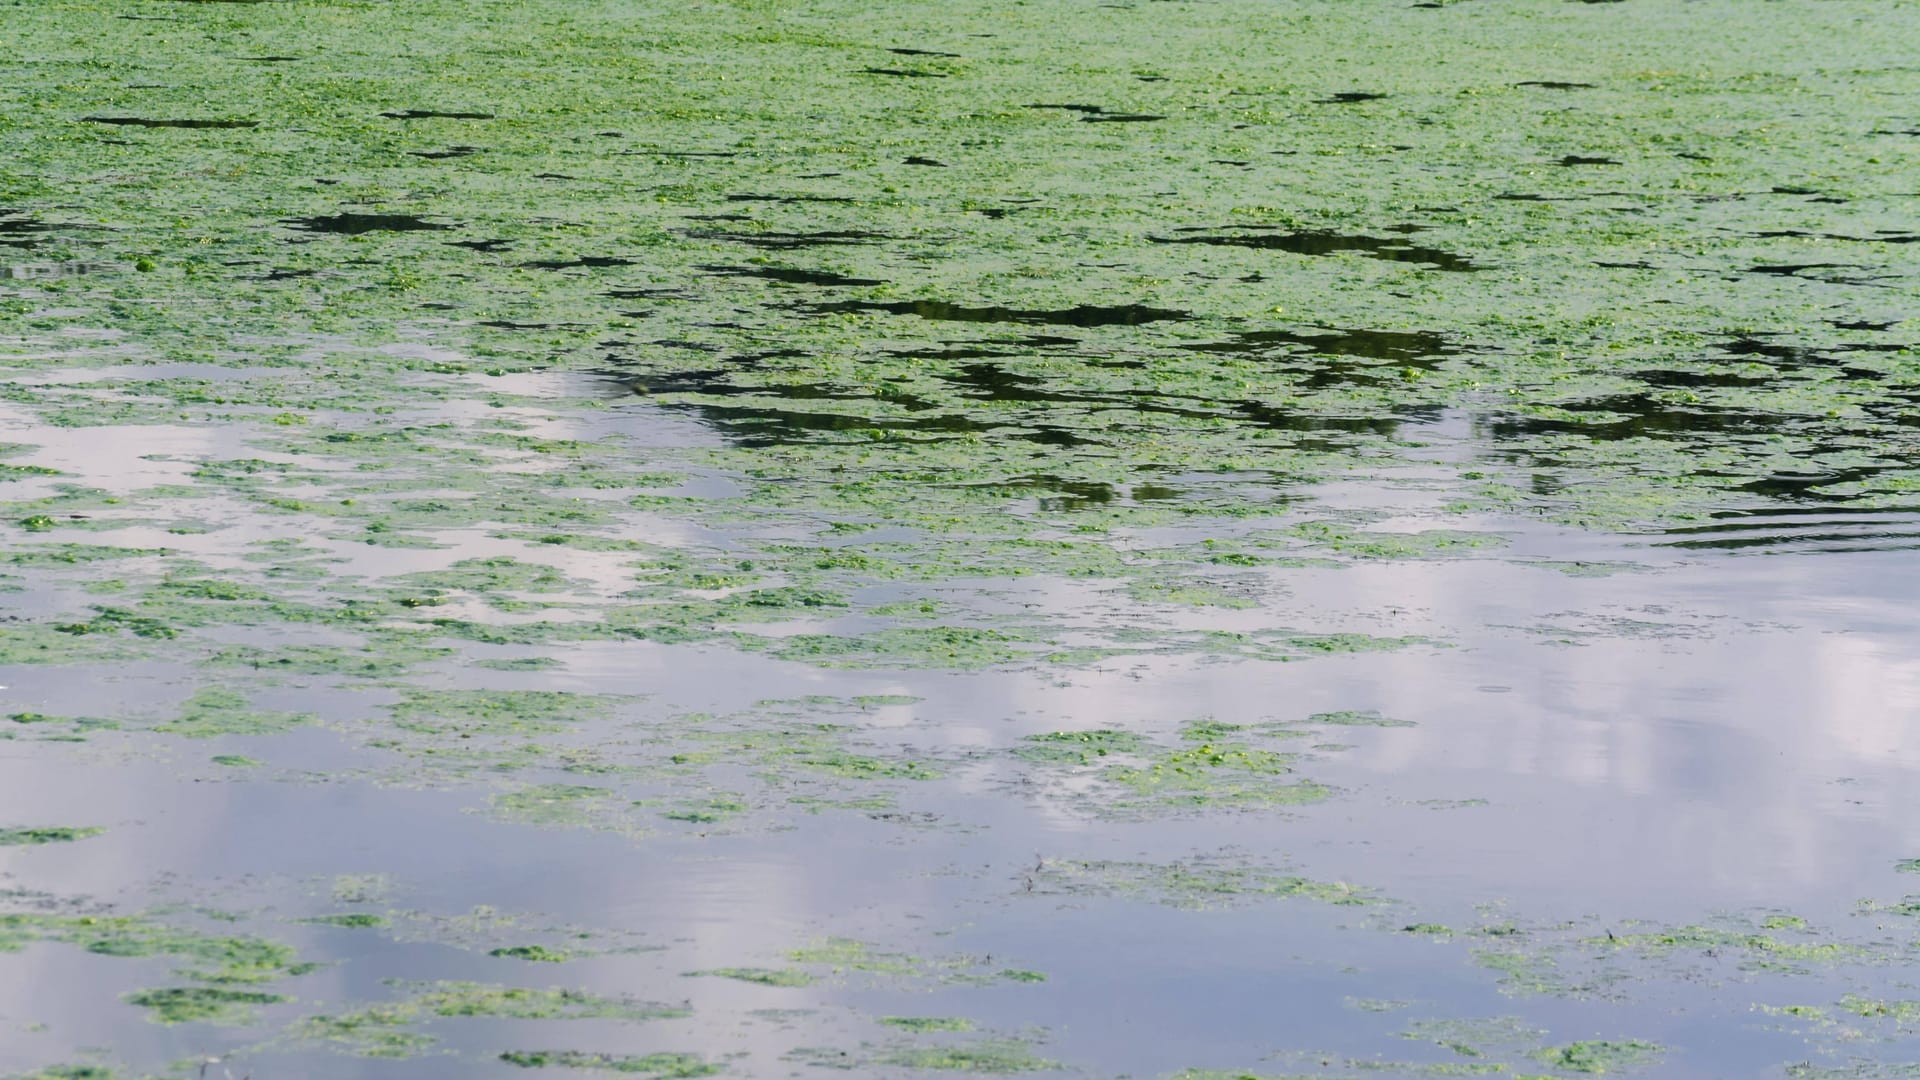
<box><xmin>303</xmin><ymin>913</ymin><xmax>388</xmax><ymax>929</ymax></box>
<box><xmin>159</xmin><ymin>688</ymin><xmax>308</xmax><ymax>739</ymax></box>
<box><xmin>124</xmin><ymin>986</ymin><xmax>285</xmax><ymax>1025</ymax></box>
<box><xmin>390</xmin><ymin>690</ymin><xmax>626</xmax><ymax>737</ymax></box>
<box><xmin>1307</xmin><ymin>710</ymin><xmax>1415</xmax><ymax>729</ymax></box>
<box><xmin>292</xmin><ymin>979</ymin><xmax>688</xmax><ymax>1057</ymax></box>
<box><xmin>1597</xmin><ymin>924</ymin><xmax>1870</xmax><ymax>971</ymax></box>
<box><xmin>1531</xmin><ymin>1040</ymin><xmax>1661</xmax><ymax>1074</ymax></box>
<box><xmin>1837</xmin><ymin>996</ymin><xmax>1920</xmax><ymax>1024</ymax></box>
<box><xmin>331</xmin><ymin>875</ymin><xmax>391</xmax><ymax>905</ymax></box>
<box><xmin>659</xmin><ymin>796</ymin><xmax>749</xmax><ymax>825</ymax></box>
<box><xmin>1013</xmin><ymin>730</ymin><xmax>1149</xmax><ymax>765</ymax></box>
<box><xmin>491</xmin><ymin>945</ymin><xmax>572</xmax><ymax>963</ymax></box>
<box><xmin>0</xmin><ymin>911</ymin><xmax>309</xmax><ymax>986</ymax></box>
<box><xmin>492</xmin><ymin>785</ymin><xmax>623</xmax><ymax>829</ymax></box>
<box><xmin>688</xmin><ymin>967</ymin><xmax>816</xmax><ymax>988</ymax></box>
<box><xmin>782</xmin><ymin>937</ymin><xmax>1043</xmax><ymax>988</ymax></box>
<box><xmin>882</xmin><ymin>1017</ymin><xmax>977</xmax><ymax>1033</ymax></box>
<box><xmin>1029</xmin><ymin>858</ymin><xmax>1373</xmax><ymax>909</ymax></box>
<box><xmin>0</xmin><ymin>827</ymin><xmax>103</xmax><ymax>847</ymax></box>
<box><xmin>792</xmin><ymin>1037</ymin><xmax>1056</xmax><ymax>1075</ymax></box>
<box><xmin>1015</xmin><ymin>724</ymin><xmax>1334</xmax><ymax>817</ymax></box>
<box><xmin>1</xmin><ymin>0</ymin><xmax>1918</xmax><ymax>1075</ymax></box>
<box><xmin>877</xmin><ymin>1041</ymin><xmax>1057</xmax><ymax>1074</ymax></box>
<box><xmin>499</xmin><ymin>1052</ymin><xmax>719</xmax><ymax>1077</ymax></box>
<box><xmin>1286</xmin><ymin>522</ymin><xmax>1508</xmax><ymax>561</ymax></box>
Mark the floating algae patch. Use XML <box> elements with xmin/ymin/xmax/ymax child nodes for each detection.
<box><xmin>499</xmin><ymin>1052</ymin><xmax>719</xmax><ymax>1076</ymax></box>
<box><xmin>874</xmin><ymin>1040</ymin><xmax>1058</xmax><ymax>1074</ymax></box>
<box><xmin>303</xmin><ymin>913</ymin><xmax>388</xmax><ymax>929</ymax></box>
<box><xmin>1307</xmin><ymin>710</ymin><xmax>1415</xmax><ymax>729</ymax></box>
<box><xmin>410</xmin><ymin>982</ymin><xmax>688</xmax><ymax>1020</ymax></box>
<box><xmin>388</xmin><ymin>690</ymin><xmax>627</xmax><ymax>737</ymax></box>
<box><xmin>296</xmin><ymin>981</ymin><xmax>690</xmax><ymax>1052</ymax></box>
<box><xmin>1595</xmin><ymin>921</ymin><xmax>1877</xmax><ymax>973</ymax></box>
<box><xmin>1286</xmin><ymin>522</ymin><xmax>1508</xmax><ymax>561</ymax></box>
<box><xmin>158</xmin><ymin>687</ymin><xmax>309</xmax><ymax>738</ymax></box>
<box><xmin>686</xmin><ymin>967</ymin><xmax>815</xmax><ymax>988</ymax></box>
<box><xmin>0</xmin><ymin>910</ymin><xmax>310</xmax><ymax>986</ymax></box>
<box><xmin>1026</xmin><ymin>858</ymin><xmax>1375</xmax><ymax>909</ymax></box>
<box><xmin>1532</xmin><ymin>1040</ymin><xmax>1663</xmax><ymax>1074</ymax></box>
<box><xmin>694</xmin><ymin>938</ymin><xmax>1040</xmax><ymax>992</ymax></box>
<box><xmin>783</xmin><ymin>937</ymin><xmax>1044</xmax><ymax>988</ymax></box>
<box><xmin>1013</xmin><ymin>724</ymin><xmax>1332</xmax><ymax>818</ymax></box>
<box><xmin>882</xmin><ymin>1017</ymin><xmax>976</xmax><ymax>1033</ymax></box>
<box><xmin>365</xmin><ymin>696</ymin><xmax>954</xmax><ymax>835</ymax></box>
<box><xmin>791</xmin><ymin>1035</ymin><xmax>1057</xmax><ymax>1075</ymax></box>
<box><xmin>125</xmin><ymin>986</ymin><xmax>285</xmax><ymax>1025</ymax></box>
<box><xmin>490</xmin><ymin>945</ymin><xmax>573</xmax><ymax>963</ymax></box>
<box><xmin>490</xmin><ymin>785</ymin><xmax>626</xmax><ymax>831</ymax></box>
<box><xmin>0</xmin><ymin>826</ymin><xmax>103</xmax><ymax>846</ymax></box>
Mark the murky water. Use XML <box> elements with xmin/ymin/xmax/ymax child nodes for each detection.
<box><xmin>4</xmin><ymin>1</ymin><xmax>1920</xmax><ymax>1078</ymax></box>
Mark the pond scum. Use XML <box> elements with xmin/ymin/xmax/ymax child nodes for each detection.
<box><xmin>3</xmin><ymin>0</ymin><xmax>1920</xmax><ymax>1077</ymax></box>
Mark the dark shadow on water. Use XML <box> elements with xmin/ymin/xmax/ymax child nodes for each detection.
<box><xmin>1656</xmin><ymin>505</ymin><xmax>1920</xmax><ymax>553</ymax></box>
<box><xmin>1754</xmin><ymin>229</ymin><xmax>1920</xmax><ymax>245</ymax></box>
<box><xmin>958</xmin><ymin>475</ymin><xmax>1119</xmax><ymax>510</ymax></box>
<box><xmin>606</xmin><ymin>286</ymin><xmax>694</xmax><ymax>301</ymax></box>
<box><xmin>862</xmin><ymin>68</ymin><xmax>946</xmax><ymax>78</ymax></box>
<box><xmin>1516</xmin><ymin>80</ymin><xmax>1596</xmax><ymax>89</ymax></box>
<box><xmin>1025</xmin><ymin>104</ymin><xmax>1164</xmax><ymax>123</ymax></box>
<box><xmin>1558</xmin><ymin>155</ymin><xmax>1620</xmax><ymax>166</ymax></box>
<box><xmin>382</xmin><ymin>109</ymin><xmax>495</xmax><ymax>120</ymax></box>
<box><xmin>83</xmin><ymin>116</ymin><xmax>257</xmax><ymax>129</ymax></box>
<box><xmin>1152</xmin><ymin>228</ymin><xmax>1481</xmax><ymax>271</ymax></box>
<box><xmin>1181</xmin><ymin>327</ymin><xmax>1461</xmax><ymax>388</ymax></box>
<box><xmin>0</xmin><ymin>262</ymin><xmax>119</xmax><ymax>280</ymax></box>
<box><xmin>1316</xmin><ymin>92</ymin><xmax>1386</xmax><ymax>104</ymax></box>
<box><xmin>286</xmin><ymin>214</ymin><xmax>457</xmax><ymax>235</ymax></box>
<box><xmin>725</xmin><ymin>194</ymin><xmax>856</xmax><ymax>204</ymax></box>
<box><xmin>807</xmin><ymin>300</ymin><xmax>1190</xmax><ymax>327</ymax></box>
<box><xmin>688</xmin><ymin>229</ymin><xmax>892</xmax><ymax>250</ymax></box>
<box><xmin>700</xmin><ymin>265</ymin><xmax>885</xmax><ymax>287</ymax></box>
<box><xmin>1485</xmin><ymin>394</ymin><xmax>1789</xmax><ymax>444</ymax></box>
<box><xmin>0</xmin><ymin>212</ymin><xmax>80</xmax><ymax>249</ymax></box>
<box><xmin>521</xmin><ymin>256</ymin><xmax>635</xmax><ymax>270</ymax></box>
<box><xmin>944</xmin><ymin>362</ymin><xmax>1416</xmax><ymax>447</ymax></box>
<box><xmin>411</xmin><ymin>146</ymin><xmax>481</xmax><ymax>160</ymax></box>
<box><xmin>601</xmin><ymin>345</ymin><xmax>1414</xmax><ymax>451</ymax></box>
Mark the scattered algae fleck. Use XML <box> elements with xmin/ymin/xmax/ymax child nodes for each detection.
<box><xmin>0</xmin><ymin>827</ymin><xmax>103</xmax><ymax>846</ymax></box>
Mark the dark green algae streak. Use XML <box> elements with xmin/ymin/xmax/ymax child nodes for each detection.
<box><xmin>2</xmin><ymin>0</ymin><xmax>1920</xmax><ymax>1077</ymax></box>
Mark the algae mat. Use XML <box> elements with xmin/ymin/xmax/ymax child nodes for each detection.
<box><xmin>3</xmin><ymin>1</ymin><xmax>1920</xmax><ymax>1077</ymax></box>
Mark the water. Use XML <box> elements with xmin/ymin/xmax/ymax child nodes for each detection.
<box><xmin>3</xmin><ymin>1</ymin><xmax>1920</xmax><ymax>1077</ymax></box>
